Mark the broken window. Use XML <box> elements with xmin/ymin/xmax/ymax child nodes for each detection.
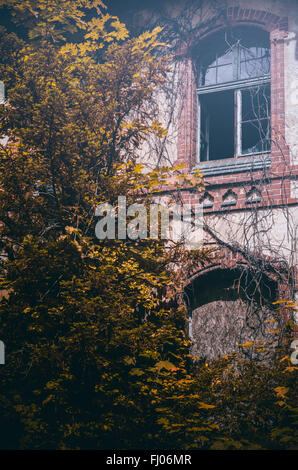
<box><xmin>197</xmin><ymin>27</ymin><xmax>271</xmax><ymax>162</ymax></box>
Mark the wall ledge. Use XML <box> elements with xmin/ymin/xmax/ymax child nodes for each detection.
<box><xmin>193</xmin><ymin>155</ymin><xmax>271</xmax><ymax>176</ymax></box>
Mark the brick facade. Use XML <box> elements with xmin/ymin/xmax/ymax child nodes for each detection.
<box><xmin>174</xmin><ymin>6</ymin><xmax>297</xmax><ymax>226</ymax></box>
<box><xmin>173</xmin><ymin>6</ymin><xmax>297</xmax><ymax>320</ymax></box>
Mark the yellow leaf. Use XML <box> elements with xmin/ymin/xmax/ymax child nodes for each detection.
<box><xmin>155</xmin><ymin>360</ymin><xmax>178</xmax><ymax>371</ymax></box>
<box><xmin>274</xmin><ymin>386</ymin><xmax>289</xmax><ymax>398</ymax></box>
<box><xmin>198</xmin><ymin>402</ymin><xmax>216</xmax><ymax>409</ymax></box>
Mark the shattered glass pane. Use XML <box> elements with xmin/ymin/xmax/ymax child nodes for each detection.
<box><xmin>242</xmin><ymin>85</ymin><xmax>271</xmax><ymax>121</ymax></box>
<box><xmin>241</xmin><ymin>119</ymin><xmax>271</xmax><ymax>155</ymax></box>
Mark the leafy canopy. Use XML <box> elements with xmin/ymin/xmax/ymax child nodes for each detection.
<box><xmin>0</xmin><ymin>0</ymin><xmax>296</xmax><ymax>450</ymax></box>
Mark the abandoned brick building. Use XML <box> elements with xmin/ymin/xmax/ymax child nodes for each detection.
<box><xmin>1</xmin><ymin>0</ymin><xmax>297</xmax><ymax>358</ymax></box>
<box><xmin>116</xmin><ymin>0</ymin><xmax>298</xmax><ymax>358</ymax></box>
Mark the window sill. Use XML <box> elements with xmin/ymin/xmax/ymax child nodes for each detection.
<box><xmin>193</xmin><ymin>155</ymin><xmax>271</xmax><ymax>177</ymax></box>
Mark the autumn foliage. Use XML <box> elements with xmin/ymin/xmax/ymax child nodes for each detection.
<box><xmin>0</xmin><ymin>0</ymin><xmax>297</xmax><ymax>450</ymax></box>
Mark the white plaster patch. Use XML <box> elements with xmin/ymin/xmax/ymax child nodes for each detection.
<box><xmin>291</xmin><ymin>180</ymin><xmax>298</xmax><ymax>199</ymax></box>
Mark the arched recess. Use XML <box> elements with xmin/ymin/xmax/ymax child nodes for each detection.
<box><xmin>185</xmin><ymin>265</ymin><xmax>279</xmax><ymax>312</ymax></box>
<box><xmin>183</xmin><ymin>249</ymin><xmax>291</xmax><ymax>360</ymax></box>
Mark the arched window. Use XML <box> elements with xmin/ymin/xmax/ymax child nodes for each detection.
<box><xmin>196</xmin><ymin>27</ymin><xmax>271</xmax><ymax>161</ymax></box>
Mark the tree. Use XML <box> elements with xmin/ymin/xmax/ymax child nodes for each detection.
<box><xmin>0</xmin><ymin>0</ymin><xmax>214</xmax><ymax>450</ymax></box>
<box><xmin>0</xmin><ymin>0</ymin><xmax>296</xmax><ymax>451</ymax></box>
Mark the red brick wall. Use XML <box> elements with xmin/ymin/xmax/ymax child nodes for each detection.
<box><xmin>177</xmin><ymin>58</ymin><xmax>197</xmax><ymax>170</ymax></box>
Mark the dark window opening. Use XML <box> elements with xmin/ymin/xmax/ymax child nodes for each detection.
<box><xmin>241</xmin><ymin>84</ymin><xmax>271</xmax><ymax>155</ymax></box>
<box><xmin>197</xmin><ymin>27</ymin><xmax>271</xmax><ymax>162</ymax></box>
<box><xmin>200</xmin><ymin>90</ymin><xmax>234</xmax><ymax>161</ymax></box>
<box><xmin>242</xmin><ymin>85</ymin><xmax>270</xmax><ymax>120</ymax></box>
<box><xmin>241</xmin><ymin>118</ymin><xmax>271</xmax><ymax>155</ymax></box>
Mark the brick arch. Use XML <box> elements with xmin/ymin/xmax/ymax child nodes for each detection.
<box><xmin>188</xmin><ymin>7</ymin><xmax>288</xmax><ymax>45</ymax></box>
<box><xmin>185</xmin><ymin>245</ymin><xmax>292</xmax><ymax>312</ymax></box>
<box><xmin>226</xmin><ymin>7</ymin><xmax>288</xmax><ymax>33</ymax></box>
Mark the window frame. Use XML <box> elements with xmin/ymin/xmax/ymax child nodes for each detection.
<box><xmin>196</xmin><ymin>29</ymin><xmax>271</xmax><ymax>164</ymax></box>
<box><xmin>197</xmin><ymin>76</ymin><xmax>271</xmax><ymax>162</ymax></box>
